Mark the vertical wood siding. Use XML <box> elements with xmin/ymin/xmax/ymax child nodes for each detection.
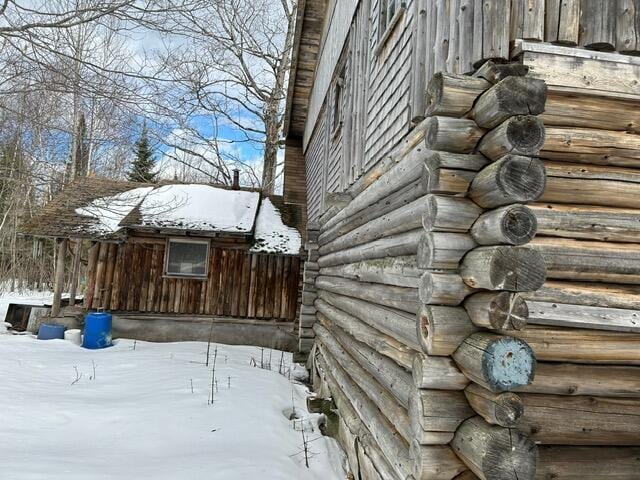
<box><xmin>85</xmin><ymin>241</ymin><xmax>300</xmax><ymax>321</ymax></box>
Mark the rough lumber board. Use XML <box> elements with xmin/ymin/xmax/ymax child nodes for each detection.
<box><xmin>518</xmin><ymin>392</ymin><xmax>640</xmax><ymax>445</ymax></box>
<box><xmin>515</xmin><ymin>361</ymin><xmax>640</xmax><ymax>398</ymax></box>
<box><xmin>530</xmin><ymin>203</ymin><xmax>640</xmax><ymax>243</ymax></box>
<box><xmin>510</xmin><ymin>325</ymin><xmax>640</xmax><ymax>364</ymax></box>
<box><xmin>526</xmin><ymin>300</ymin><xmax>640</xmax><ymax>333</ymax></box>
<box><xmin>513</xmin><ymin>39</ymin><xmax>640</xmax><ymax>96</ymax></box>
<box><xmin>530</xmin><ymin>237</ymin><xmax>640</xmax><ymax>284</ymax></box>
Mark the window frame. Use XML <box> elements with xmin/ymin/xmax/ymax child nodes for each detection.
<box><xmin>331</xmin><ymin>66</ymin><xmax>346</xmax><ymax>136</ymax></box>
<box><xmin>375</xmin><ymin>0</ymin><xmax>407</xmax><ymax>55</ymax></box>
<box><xmin>164</xmin><ymin>237</ymin><xmax>211</xmax><ymax>279</ymax></box>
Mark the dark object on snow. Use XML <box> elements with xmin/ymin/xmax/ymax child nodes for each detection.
<box><xmin>38</xmin><ymin>323</ymin><xmax>66</xmax><ymax>340</ymax></box>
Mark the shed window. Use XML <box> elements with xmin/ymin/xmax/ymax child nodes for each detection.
<box><xmin>379</xmin><ymin>0</ymin><xmax>398</xmax><ymax>36</ymax></box>
<box><xmin>165</xmin><ymin>239</ymin><xmax>209</xmax><ymax>278</ymax></box>
<box><xmin>332</xmin><ymin>69</ymin><xmax>345</xmax><ymax>134</ymax></box>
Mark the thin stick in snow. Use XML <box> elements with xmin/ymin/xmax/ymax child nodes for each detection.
<box><xmin>71</xmin><ymin>366</ymin><xmax>82</xmax><ymax>385</ymax></box>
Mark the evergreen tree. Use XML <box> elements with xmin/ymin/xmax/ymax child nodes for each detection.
<box><xmin>129</xmin><ymin>123</ymin><xmax>157</xmax><ymax>183</ymax></box>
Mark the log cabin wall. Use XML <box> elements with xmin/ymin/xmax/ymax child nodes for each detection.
<box><xmin>84</xmin><ymin>240</ymin><xmax>300</xmax><ymax>321</ymax></box>
<box><xmin>310</xmin><ymin>64</ymin><xmax>640</xmax><ymax>479</ymax></box>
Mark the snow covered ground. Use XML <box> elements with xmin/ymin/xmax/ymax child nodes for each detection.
<box><xmin>0</xmin><ymin>295</ymin><xmax>345</xmax><ymax>480</ymax></box>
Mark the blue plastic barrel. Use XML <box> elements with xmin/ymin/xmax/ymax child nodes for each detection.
<box><xmin>38</xmin><ymin>323</ymin><xmax>66</xmax><ymax>340</ymax></box>
<box><xmin>82</xmin><ymin>312</ymin><xmax>113</xmax><ymax>349</ymax></box>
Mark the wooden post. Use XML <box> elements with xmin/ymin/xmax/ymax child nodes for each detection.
<box><xmin>67</xmin><ymin>240</ymin><xmax>82</xmax><ymax>307</ymax></box>
<box><xmin>51</xmin><ymin>238</ymin><xmax>68</xmax><ymax>318</ymax></box>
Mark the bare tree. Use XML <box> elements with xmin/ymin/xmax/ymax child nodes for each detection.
<box><xmin>149</xmin><ymin>0</ymin><xmax>298</xmax><ymax>194</ymax></box>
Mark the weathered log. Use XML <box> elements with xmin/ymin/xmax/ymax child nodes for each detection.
<box><xmin>479</xmin><ymin>115</ymin><xmax>545</xmax><ymax>160</ymax></box>
<box><xmin>542</xmin><ymin>161</ymin><xmax>640</xmax><ymax>209</ymax></box>
<box><xmin>473</xmin><ymin>60</ymin><xmax>529</xmax><ymax>84</ymax></box>
<box><xmin>518</xmin><ymin>392</ymin><xmax>640</xmax><ymax>445</ymax></box>
<box><xmin>313</xmin><ymin>349</ymin><xmax>413</xmax><ymax>479</ymax></box>
<box><xmin>318</xmin><ymin>229</ymin><xmax>422</xmax><ymax>268</ymax></box>
<box><xmin>464</xmin><ymin>292</ymin><xmax>528</xmax><ymax>331</ymax></box>
<box><xmin>319</xmin><ymin>256</ymin><xmax>424</xmax><ymax>288</ymax></box>
<box><xmin>315</xmin><ymin>301</ymin><xmax>415</xmax><ymax>371</ymax></box>
<box><xmin>529</xmin><ymin>203</ymin><xmax>640</xmax><ymax>243</ymax></box>
<box><xmin>464</xmin><ymin>383</ymin><xmax>524</xmax><ymax>427</ymax></box>
<box><xmin>472</xmin><ymin>76</ymin><xmax>547</xmax><ymax>129</ymax></box>
<box><xmin>319</xmin><ymin>179</ymin><xmax>427</xmax><ymax>246</ymax></box>
<box><xmin>322</xmin><ymin>142</ymin><xmax>429</xmax><ymax>233</ymax></box>
<box><xmin>423</xmin><ymin>159</ymin><xmax>488</xmax><ymax>196</ymax></box>
<box><xmin>422</xmin><ymin>195</ymin><xmax>483</xmax><ymax>233</ymax></box>
<box><xmin>523</xmin><ymin>280</ymin><xmax>640</xmax><ymax>310</ymax></box>
<box><xmin>316</xmin><ymin>275</ymin><xmax>419</xmax><ymax>314</ymax></box>
<box><xmin>453</xmin><ymin>471</ymin><xmax>480</xmax><ymax>480</ymax></box>
<box><xmin>318</xmin><ymin>290</ymin><xmax>421</xmax><ymax>351</ymax></box>
<box><xmin>320</xmin><ymin>194</ymin><xmax>480</xmax><ymax>257</ymax></box>
<box><xmin>324</xmin><ymin>320</ymin><xmax>413</xmax><ymax>408</ymax></box>
<box><xmin>469</xmin><ymin>155</ymin><xmax>546</xmax><ymax>208</ymax></box>
<box><xmin>579</xmin><ymin>0</ymin><xmax>615</xmax><ymax>51</ymax></box>
<box><xmin>529</xmin><ymin>237</ymin><xmax>640</xmax><ymax>284</ymax></box>
<box><xmin>526</xmin><ymin>300</ymin><xmax>640</xmax><ymax>334</ymax></box>
<box><xmin>536</xmin><ymin>446</ymin><xmax>640</xmax><ymax>479</ymax></box>
<box><xmin>461</xmin><ymin>246</ymin><xmax>547</xmax><ymax>291</ymax></box>
<box><xmin>417</xmin><ymin>305</ymin><xmax>479</xmax><ymax>356</ymax></box>
<box><xmin>423</xmin><ymin>116</ymin><xmax>485</xmax><ymax>153</ymax></box>
<box><xmin>412</xmin><ymin>353</ymin><xmax>469</xmax><ymax>390</ymax></box>
<box><xmin>542</xmin><ymin>126</ymin><xmax>640</xmax><ymax>168</ymax></box>
<box><xmin>451</xmin><ymin>416</ymin><xmax>537</xmax><ymax>480</ymax></box>
<box><xmin>453</xmin><ymin>333</ymin><xmax>536</xmax><ymax>392</ymax></box>
<box><xmin>417</xmin><ymin>232</ymin><xmax>477</xmax><ymax>269</ymax></box>
<box><xmin>409</xmin><ymin>440</ymin><xmax>468</xmax><ymax>480</ymax></box>
<box><xmin>541</xmin><ymin>89</ymin><xmax>640</xmax><ymax>133</ymax></box>
<box><xmin>471</xmin><ymin>204</ymin><xmax>537</xmax><ymax>246</ymax></box>
<box><xmin>409</xmin><ymin>388</ymin><xmax>474</xmax><ymax>433</ymax></box>
<box><xmin>319</xmin><ymin>196</ymin><xmax>427</xmax><ymax>256</ymax></box>
<box><xmin>510</xmin><ymin>325</ymin><xmax>640</xmax><ymax>365</ymax></box>
<box><xmin>419</xmin><ymin>271</ymin><xmax>477</xmax><ymax>306</ymax></box>
<box><xmin>315</xmin><ymin>332</ymin><xmax>412</xmax><ymax>444</ymax></box>
<box><xmin>299</xmin><ymin>314</ymin><xmax>316</xmax><ymax>328</ymax></box>
<box><xmin>425</xmin><ymin>72</ymin><xmax>490</xmax><ymax>117</ymax></box>
<box><xmin>515</xmin><ymin>361</ymin><xmax>640</xmax><ymax>398</ymax></box>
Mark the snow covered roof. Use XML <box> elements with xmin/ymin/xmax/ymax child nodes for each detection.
<box><xmin>21</xmin><ymin>177</ymin><xmax>302</xmax><ymax>255</ymax></box>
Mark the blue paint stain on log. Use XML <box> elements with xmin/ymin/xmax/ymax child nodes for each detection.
<box><xmin>483</xmin><ymin>336</ymin><xmax>536</xmax><ymax>391</ymax></box>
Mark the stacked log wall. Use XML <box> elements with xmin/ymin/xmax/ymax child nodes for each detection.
<box><xmin>308</xmin><ymin>62</ymin><xmax>640</xmax><ymax>479</ymax></box>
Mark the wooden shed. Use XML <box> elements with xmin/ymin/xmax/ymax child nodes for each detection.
<box><xmin>285</xmin><ymin>1</ymin><xmax>640</xmax><ymax>479</ymax></box>
<box><xmin>21</xmin><ymin>177</ymin><xmax>304</xmax><ymax>350</ymax></box>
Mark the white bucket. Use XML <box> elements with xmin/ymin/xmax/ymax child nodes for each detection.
<box><xmin>64</xmin><ymin>329</ymin><xmax>82</xmax><ymax>345</ymax></box>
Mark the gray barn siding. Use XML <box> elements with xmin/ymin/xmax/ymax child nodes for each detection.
<box><xmin>305</xmin><ymin>106</ymin><xmax>328</xmax><ymax>222</ymax></box>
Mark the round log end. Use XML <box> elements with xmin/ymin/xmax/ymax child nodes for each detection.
<box><xmin>500</xmin><ymin>205</ymin><xmax>538</xmax><ymax>245</ymax></box>
<box><xmin>482</xmin><ymin>336</ymin><xmax>536</xmax><ymax>392</ymax></box>
<box><xmin>490</xmin><ymin>246</ymin><xmax>546</xmax><ymax>292</ymax></box>
<box><xmin>505</xmin><ymin>115</ymin><xmax>546</xmax><ymax>155</ymax></box>
<box><xmin>421</xmin><ymin>195</ymin><xmax>439</xmax><ymax>232</ymax></box>
<box><xmin>417</xmin><ymin>308</ymin><xmax>432</xmax><ymax>353</ymax></box>
<box><xmin>425</xmin><ymin>73</ymin><xmax>444</xmax><ymax>115</ymax></box>
<box><xmin>494</xmin><ymin>392</ymin><xmax>525</xmax><ymax>427</ymax></box>
<box><xmin>496</xmin><ymin>156</ymin><xmax>547</xmax><ymax>204</ymax></box>
<box><xmin>483</xmin><ymin>426</ymin><xmax>537</xmax><ymax>480</ymax></box>
<box><xmin>489</xmin><ymin>292</ymin><xmax>529</xmax><ymax>331</ymax></box>
<box><xmin>416</xmin><ymin>234</ymin><xmax>434</xmax><ymax>269</ymax></box>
